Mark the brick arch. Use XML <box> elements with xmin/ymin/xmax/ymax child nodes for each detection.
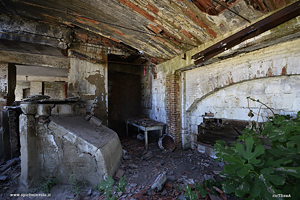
<box><xmin>186</xmin><ymin>54</ymin><xmax>300</xmax><ymax>113</ymax></box>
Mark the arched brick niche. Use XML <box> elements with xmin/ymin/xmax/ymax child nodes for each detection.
<box><xmin>187</xmin><ymin>75</ymin><xmax>300</xmax><ymax>134</ymax></box>
<box><xmin>183</xmin><ymin>37</ymin><xmax>300</xmax><ymax>136</ymax></box>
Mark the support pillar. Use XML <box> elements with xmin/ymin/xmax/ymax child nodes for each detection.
<box><xmin>19</xmin><ymin>113</ymin><xmax>38</xmax><ymax>191</ymax></box>
<box><xmin>166</xmin><ymin>72</ymin><xmax>181</xmax><ymax>145</ymax></box>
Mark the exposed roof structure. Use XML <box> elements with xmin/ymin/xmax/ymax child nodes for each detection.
<box><xmin>0</xmin><ymin>0</ymin><xmax>298</xmax><ymax>64</ymax></box>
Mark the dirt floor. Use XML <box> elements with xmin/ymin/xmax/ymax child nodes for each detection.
<box><xmin>0</xmin><ymin>134</ymin><xmax>229</xmax><ymax>200</ymax></box>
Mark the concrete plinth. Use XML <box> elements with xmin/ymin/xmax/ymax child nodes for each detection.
<box><xmin>45</xmin><ymin>116</ymin><xmax>122</xmax><ymax>185</ymax></box>
<box><xmin>19</xmin><ymin>102</ymin><xmax>122</xmax><ymax>188</ymax></box>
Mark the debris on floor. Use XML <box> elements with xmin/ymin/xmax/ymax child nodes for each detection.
<box><xmin>0</xmin><ymin>135</ymin><xmax>230</xmax><ymax>200</ymax></box>
<box><xmin>0</xmin><ymin>158</ymin><xmax>21</xmax><ymax>199</ymax></box>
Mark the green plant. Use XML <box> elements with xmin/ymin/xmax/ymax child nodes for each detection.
<box><xmin>213</xmin><ymin>98</ymin><xmax>300</xmax><ymax>199</ymax></box>
<box><xmin>185</xmin><ymin>185</ymin><xmax>198</xmax><ymax>200</ymax></box>
<box><xmin>184</xmin><ymin>178</ymin><xmax>221</xmax><ymax>199</ymax></box>
<box><xmin>38</xmin><ymin>174</ymin><xmax>59</xmax><ymax>194</ymax></box>
<box><xmin>97</xmin><ymin>176</ymin><xmax>127</xmax><ymax>200</ymax></box>
<box><xmin>69</xmin><ymin>174</ymin><xmax>86</xmax><ymax>195</ymax></box>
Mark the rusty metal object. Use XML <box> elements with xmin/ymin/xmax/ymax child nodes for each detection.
<box><xmin>158</xmin><ymin>134</ymin><xmax>175</xmax><ymax>152</ymax></box>
<box><xmin>192</xmin><ymin>1</ymin><xmax>300</xmax><ymax>65</ymax></box>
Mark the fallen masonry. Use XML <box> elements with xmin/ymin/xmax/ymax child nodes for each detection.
<box><xmin>1</xmin><ymin>134</ymin><xmax>229</xmax><ymax>200</ymax></box>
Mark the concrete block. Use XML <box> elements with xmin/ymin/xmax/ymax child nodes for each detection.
<box><xmin>20</xmin><ymin>103</ymin><xmax>37</xmax><ymax>115</ymax></box>
<box><xmin>44</xmin><ymin>116</ymin><xmax>122</xmax><ymax>185</ymax></box>
<box><xmin>35</xmin><ymin>104</ymin><xmax>54</xmax><ymax>117</ymax></box>
<box><xmin>51</xmin><ymin>104</ymin><xmax>74</xmax><ymax>116</ymax></box>
<box><xmin>84</xmin><ymin>114</ymin><xmax>92</xmax><ymax>121</ymax></box>
<box><xmin>89</xmin><ymin>116</ymin><xmax>102</xmax><ymax>126</ymax></box>
<box><xmin>196</xmin><ymin>143</ymin><xmax>205</xmax><ymax>154</ymax></box>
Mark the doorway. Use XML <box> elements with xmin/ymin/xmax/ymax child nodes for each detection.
<box><xmin>108</xmin><ymin>64</ymin><xmax>142</xmax><ymax>137</ymax></box>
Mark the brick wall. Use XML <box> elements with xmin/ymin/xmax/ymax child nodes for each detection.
<box><xmin>165</xmin><ymin>72</ymin><xmax>181</xmax><ymax>144</ymax></box>
<box><xmin>141</xmin><ymin>67</ymin><xmax>182</xmax><ymax>144</ymax></box>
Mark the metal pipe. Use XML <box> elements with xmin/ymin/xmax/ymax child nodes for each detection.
<box><xmin>192</xmin><ymin>1</ymin><xmax>300</xmax><ymax>64</ymax></box>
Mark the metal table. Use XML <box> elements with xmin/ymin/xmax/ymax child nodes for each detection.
<box><xmin>125</xmin><ymin>117</ymin><xmax>165</xmax><ymax>150</ymax></box>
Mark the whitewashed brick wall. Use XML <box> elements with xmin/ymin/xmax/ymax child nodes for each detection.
<box><xmin>141</xmin><ymin>66</ymin><xmax>167</xmax><ymax>124</ymax></box>
<box><xmin>185</xmin><ymin>37</ymin><xmax>300</xmax><ymax>135</ymax></box>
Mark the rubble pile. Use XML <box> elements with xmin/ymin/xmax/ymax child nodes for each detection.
<box><xmin>0</xmin><ymin>158</ymin><xmax>21</xmax><ymax>198</ymax></box>
<box><xmin>85</xmin><ymin>136</ymin><xmax>226</xmax><ymax>200</ymax></box>
<box><xmin>1</xmin><ymin>136</ymin><xmax>229</xmax><ymax>200</ymax></box>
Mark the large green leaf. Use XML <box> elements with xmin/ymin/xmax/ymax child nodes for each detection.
<box><xmin>185</xmin><ymin>185</ymin><xmax>198</xmax><ymax>200</ymax></box>
<box><xmin>287</xmin><ymin>135</ymin><xmax>300</xmax><ymax>153</ymax></box>
<box><xmin>249</xmin><ymin>177</ymin><xmax>262</xmax><ymax>198</ymax></box>
<box><xmin>260</xmin><ymin>168</ymin><xmax>285</xmax><ymax>185</ymax></box>
<box><xmin>264</xmin><ymin>157</ymin><xmax>293</xmax><ymax>168</ymax></box>
<box><xmin>274</xmin><ymin>167</ymin><xmax>300</xmax><ymax>178</ymax></box>
<box><xmin>98</xmin><ymin>176</ymin><xmax>114</xmax><ymax>196</ymax></box>
<box><xmin>235</xmin><ymin>138</ymin><xmax>265</xmax><ymax>164</ymax></box>
<box><xmin>235</xmin><ymin>180</ymin><xmax>251</xmax><ymax>197</ymax></box>
<box><xmin>282</xmin><ymin>181</ymin><xmax>300</xmax><ymax>200</ymax></box>
<box><xmin>222</xmin><ymin>179</ymin><xmax>237</xmax><ymax>194</ymax></box>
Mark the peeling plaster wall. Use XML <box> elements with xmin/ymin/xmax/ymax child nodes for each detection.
<box><xmin>15</xmin><ymin>82</ymin><xmax>30</xmax><ymax>101</ymax></box>
<box><xmin>68</xmin><ymin>58</ymin><xmax>108</xmax><ymax>125</ymax></box>
<box><xmin>44</xmin><ymin>82</ymin><xmax>67</xmax><ymax>99</ymax></box>
<box><xmin>30</xmin><ymin>82</ymin><xmax>42</xmax><ymax>96</ymax></box>
<box><xmin>0</xmin><ymin>63</ymin><xmax>8</xmax><ymax>111</ymax></box>
<box><xmin>184</xmin><ymin>37</ymin><xmax>300</xmax><ymax>143</ymax></box>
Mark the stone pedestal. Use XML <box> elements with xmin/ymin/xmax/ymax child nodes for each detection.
<box><xmin>19</xmin><ymin>101</ymin><xmax>122</xmax><ymax>189</ymax></box>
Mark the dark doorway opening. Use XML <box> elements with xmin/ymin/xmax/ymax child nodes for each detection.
<box><xmin>108</xmin><ymin>61</ymin><xmax>142</xmax><ymax>137</ymax></box>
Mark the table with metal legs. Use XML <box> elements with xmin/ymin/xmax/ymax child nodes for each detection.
<box><xmin>125</xmin><ymin>117</ymin><xmax>165</xmax><ymax>150</ymax></box>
